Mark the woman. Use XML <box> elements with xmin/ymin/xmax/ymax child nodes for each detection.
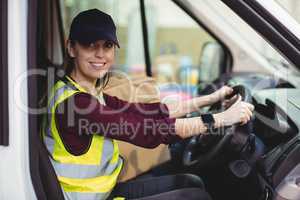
<box><xmin>43</xmin><ymin>9</ymin><xmax>254</xmax><ymax>200</ymax></box>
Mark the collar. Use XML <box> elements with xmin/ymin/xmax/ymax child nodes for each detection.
<box><xmin>62</xmin><ymin>75</ymin><xmax>106</xmax><ymax>105</ymax></box>
<box><xmin>63</xmin><ymin>75</ymin><xmax>88</xmax><ymax>93</ymax></box>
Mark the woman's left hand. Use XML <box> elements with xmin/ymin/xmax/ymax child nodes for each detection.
<box><xmin>209</xmin><ymin>85</ymin><xmax>233</xmax><ymax>105</ymax></box>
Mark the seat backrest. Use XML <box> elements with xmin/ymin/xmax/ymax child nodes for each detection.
<box><xmin>38</xmin><ymin>137</ymin><xmax>65</xmax><ymax>200</ymax></box>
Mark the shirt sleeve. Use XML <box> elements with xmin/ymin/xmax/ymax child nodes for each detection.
<box><xmin>55</xmin><ymin>93</ymin><xmax>181</xmax><ymax>151</ymax></box>
<box><xmin>103</xmin><ymin>93</ymin><xmax>170</xmax><ymax>119</ymax></box>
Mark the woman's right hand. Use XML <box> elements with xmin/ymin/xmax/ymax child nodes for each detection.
<box><xmin>213</xmin><ymin>95</ymin><xmax>254</xmax><ymax>128</ymax></box>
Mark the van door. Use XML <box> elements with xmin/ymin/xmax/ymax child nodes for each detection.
<box><xmin>0</xmin><ymin>0</ymin><xmax>9</xmax><ymax>146</ymax></box>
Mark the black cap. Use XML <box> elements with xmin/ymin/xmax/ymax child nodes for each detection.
<box><xmin>69</xmin><ymin>9</ymin><xmax>120</xmax><ymax>48</ymax></box>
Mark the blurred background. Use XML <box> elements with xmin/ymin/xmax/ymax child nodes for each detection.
<box><xmin>59</xmin><ymin>0</ymin><xmax>300</xmax><ymax>99</ymax></box>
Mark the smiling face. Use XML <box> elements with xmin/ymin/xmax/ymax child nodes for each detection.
<box><xmin>67</xmin><ymin>40</ymin><xmax>115</xmax><ymax>85</ymax></box>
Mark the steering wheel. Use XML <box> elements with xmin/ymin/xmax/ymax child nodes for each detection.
<box><xmin>182</xmin><ymin>85</ymin><xmax>252</xmax><ymax>167</ymax></box>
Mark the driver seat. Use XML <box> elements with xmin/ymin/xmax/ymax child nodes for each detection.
<box><xmin>37</xmin><ymin>140</ymin><xmax>212</xmax><ymax>200</ymax></box>
<box><xmin>128</xmin><ymin>188</ymin><xmax>212</xmax><ymax>200</ymax></box>
<box><xmin>37</xmin><ymin>132</ymin><xmax>212</xmax><ymax>200</ymax></box>
<box><xmin>109</xmin><ymin>173</ymin><xmax>212</xmax><ymax>200</ymax></box>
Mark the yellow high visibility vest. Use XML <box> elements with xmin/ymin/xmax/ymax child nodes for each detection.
<box><xmin>43</xmin><ymin>76</ymin><xmax>123</xmax><ymax>200</ymax></box>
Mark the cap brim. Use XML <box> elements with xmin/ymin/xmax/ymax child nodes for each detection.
<box><xmin>72</xmin><ymin>28</ymin><xmax>120</xmax><ymax>48</ymax></box>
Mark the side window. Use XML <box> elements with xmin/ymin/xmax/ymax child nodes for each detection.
<box><xmin>274</xmin><ymin>1</ymin><xmax>300</xmax><ymax>25</ymax></box>
<box><xmin>145</xmin><ymin>0</ymin><xmax>223</xmax><ymax>91</ymax></box>
<box><xmin>60</xmin><ymin>0</ymin><xmax>146</xmax><ymax>77</ymax></box>
<box><xmin>0</xmin><ymin>0</ymin><xmax>9</xmax><ymax>146</ymax></box>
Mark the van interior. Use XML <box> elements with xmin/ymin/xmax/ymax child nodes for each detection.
<box><xmin>5</xmin><ymin>0</ymin><xmax>300</xmax><ymax>199</ymax></box>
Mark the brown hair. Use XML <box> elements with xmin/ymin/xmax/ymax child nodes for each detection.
<box><xmin>64</xmin><ymin>40</ymin><xmax>76</xmax><ymax>76</ymax></box>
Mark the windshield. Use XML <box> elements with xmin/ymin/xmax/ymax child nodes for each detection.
<box><xmin>260</xmin><ymin>0</ymin><xmax>300</xmax><ymax>38</ymax></box>
<box><xmin>188</xmin><ymin>0</ymin><xmax>300</xmax><ymax>76</ymax></box>
<box><xmin>274</xmin><ymin>0</ymin><xmax>300</xmax><ymax>24</ymax></box>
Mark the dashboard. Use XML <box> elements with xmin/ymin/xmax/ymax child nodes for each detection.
<box><xmin>217</xmin><ymin>73</ymin><xmax>300</xmax><ymax>190</ymax></box>
<box><xmin>253</xmin><ymin>88</ymin><xmax>300</xmax><ymax>149</ymax></box>
<box><xmin>227</xmin><ymin>73</ymin><xmax>299</xmax><ymax>148</ymax></box>
<box><xmin>183</xmin><ymin>72</ymin><xmax>300</xmax><ymax>196</ymax></box>
<box><xmin>196</xmin><ymin>72</ymin><xmax>299</xmax><ymax>149</ymax></box>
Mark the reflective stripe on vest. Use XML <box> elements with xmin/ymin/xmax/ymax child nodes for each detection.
<box><xmin>43</xmin><ymin>79</ymin><xmax>123</xmax><ymax>199</ymax></box>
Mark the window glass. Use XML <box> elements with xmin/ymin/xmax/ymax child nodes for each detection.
<box><xmin>274</xmin><ymin>0</ymin><xmax>300</xmax><ymax>24</ymax></box>
<box><xmin>189</xmin><ymin>0</ymin><xmax>300</xmax><ymax>76</ymax></box>
<box><xmin>60</xmin><ymin>0</ymin><xmax>145</xmax><ymax>76</ymax></box>
<box><xmin>60</xmin><ymin>0</ymin><xmax>230</xmax><ymax>100</ymax></box>
<box><xmin>145</xmin><ymin>0</ymin><xmax>221</xmax><ymax>92</ymax></box>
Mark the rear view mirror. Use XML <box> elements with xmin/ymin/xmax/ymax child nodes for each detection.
<box><xmin>198</xmin><ymin>41</ymin><xmax>224</xmax><ymax>85</ymax></box>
